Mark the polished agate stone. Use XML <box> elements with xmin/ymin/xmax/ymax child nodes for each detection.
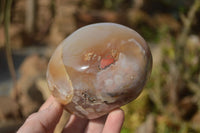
<box><xmin>47</xmin><ymin>23</ymin><xmax>152</xmax><ymax>119</ymax></box>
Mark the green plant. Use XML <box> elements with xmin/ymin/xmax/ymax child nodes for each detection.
<box><xmin>0</xmin><ymin>0</ymin><xmax>17</xmax><ymax>88</ymax></box>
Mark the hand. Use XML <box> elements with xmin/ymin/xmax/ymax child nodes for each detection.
<box><xmin>17</xmin><ymin>96</ymin><xmax>124</xmax><ymax>133</ymax></box>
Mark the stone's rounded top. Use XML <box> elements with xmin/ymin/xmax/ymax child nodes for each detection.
<box><xmin>47</xmin><ymin>23</ymin><xmax>152</xmax><ymax>119</ymax></box>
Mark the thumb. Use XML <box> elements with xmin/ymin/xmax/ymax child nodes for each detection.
<box><xmin>17</xmin><ymin>98</ymin><xmax>63</xmax><ymax>133</ymax></box>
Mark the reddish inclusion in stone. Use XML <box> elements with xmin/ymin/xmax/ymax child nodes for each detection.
<box><xmin>47</xmin><ymin>23</ymin><xmax>153</xmax><ymax>119</ymax></box>
<box><xmin>100</xmin><ymin>55</ymin><xmax>115</xmax><ymax>69</ymax></box>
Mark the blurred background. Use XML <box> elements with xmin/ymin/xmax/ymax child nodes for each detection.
<box><xmin>0</xmin><ymin>0</ymin><xmax>200</xmax><ymax>132</ymax></box>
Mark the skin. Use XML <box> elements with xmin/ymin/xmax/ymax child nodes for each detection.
<box><xmin>17</xmin><ymin>96</ymin><xmax>124</xmax><ymax>133</ymax></box>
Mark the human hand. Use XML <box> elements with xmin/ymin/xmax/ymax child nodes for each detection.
<box><xmin>17</xmin><ymin>96</ymin><xmax>124</xmax><ymax>133</ymax></box>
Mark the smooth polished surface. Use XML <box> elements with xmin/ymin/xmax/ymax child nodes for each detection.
<box><xmin>47</xmin><ymin>23</ymin><xmax>152</xmax><ymax>119</ymax></box>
